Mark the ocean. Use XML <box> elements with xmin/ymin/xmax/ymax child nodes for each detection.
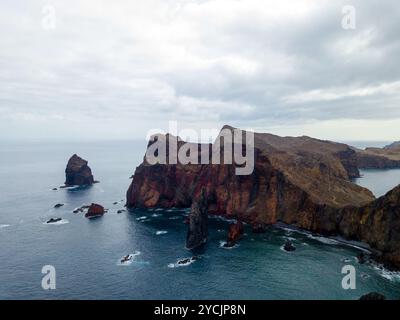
<box><xmin>1</xmin><ymin>141</ymin><xmax>400</xmax><ymax>300</ymax></box>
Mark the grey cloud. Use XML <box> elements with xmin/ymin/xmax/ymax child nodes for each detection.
<box><xmin>0</xmin><ymin>0</ymin><xmax>399</xmax><ymax>141</ymax></box>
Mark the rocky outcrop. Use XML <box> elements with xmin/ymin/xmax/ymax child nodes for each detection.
<box><xmin>65</xmin><ymin>154</ymin><xmax>95</xmax><ymax>186</ymax></box>
<box><xmin>355</xmin><ymin>142</ymin><xmax>400</xmax><ymax>169</ymax></box>
<box><xmin>337</xmin><ymin>185</ymin><xmax>400</xmax><ymax>269</ymax></box>
<box><xmin>85</xmin><ymin>203</ymin><xmax>105</xmax><ymax>218</ymax></box>
<box><xmin>283</xmin><ymin>239</ymin><xmax>296</xmax><ymax>252</ymax></box>
<box><xmin>186</xmin><ymin>189</ymin><xmax>208</xmax><ymax>250</ymax></box>
<box><xmin>359</xmin><ymin>292</ymin><xmax>386</xmax><ymax>300</ymax></box>
<box><xmin>225</xmin><ymin>221</ymin><xmax>244</xmax><ymax>247</ymax></box>
<box><xmin>127</xmin><ymin>127</ymin><xmax>373</xmax><ymax>215</ymax></box>
<box><xmin>126</xmin><ymin>126</ymin><xmax>400</xmax><ymax>268</ymax></box>
<box><xmin>385</xmin><ymin>141</ymin><xmax>400</xmax><ymax>149</ymax></box>
<box><xmin>356</xmin><ymin>151</ymin><xmax>400</xmax><ymax>169</ymax></box>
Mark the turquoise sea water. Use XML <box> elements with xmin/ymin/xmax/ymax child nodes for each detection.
<box><xmin>0</xmin><ymin>141</ymin><xmax>400</xmax><ymax>300</ymax></box>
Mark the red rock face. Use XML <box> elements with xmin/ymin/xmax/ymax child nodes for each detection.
<box><xmin>126</xmin><ymin>127</ymin><xmax>400</xmax><ymax>268</ymax></box>
<box><xmin>85</xmin><ymin>203</ymin><xmax>105</xmax><ymax>218</ymax></box>
<box><xmin>226</xmin><ymin>221</ymin><xmax>244</xmax><ymax>247</ymax></box>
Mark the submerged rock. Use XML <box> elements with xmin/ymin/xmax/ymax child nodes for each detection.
<box><xmin>65</xmin><ymin>154</ymin><xmax>95</xmax><ymax>186</ymax></box>
<box><xmin>46</xmin><ymin>218</ymin><xmax>62</xmax><ymax>224</ymax></box>
<box><xmin>85</xmin><ymin>203</ymin><xmax>105</xmax><ymax>218</ymax></box>
<box><xmin>252</xmin><ymin>223</ymin><xmax>267</xmax><ymax>233</ymax></box>
<box><xmin>54</xmin><ymin>203</ymin><xmax>64</xmax><ymax>209</ymax></box>
<box><xmin>186</xmin><ymin>189</ymin><xmax>208</xmax><ymax>250</ymax></box>
<box><xmin>283</xmin><ymin>239</ymin><xmax>296</xmax><ymax>252</ymax></box>
<box><xmin>225</xmin><ymin>221</ymin><xmax>244</xmax><ymax>247</ymax></box>
<box><xmin>358</xmin><ymin>252</ymin><xmax>366</xmax><ymax>264</ymax></box>
<box><xmin>359</xmin><ymin>292</ymin><xmax>386</xmax><ymax>300</ymax></box>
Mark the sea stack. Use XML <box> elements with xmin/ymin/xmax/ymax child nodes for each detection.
<box><xmin>225</xmin><ymin>221</ymin><xmax>244</xmax><ymax>247</ymax></box>
<box><xmin>65</xmin><ymin>154</ymin><xmax>95</xmax><ymax>186</ymax></box>
<box><xmin>186</xmin><ymin>189</ymin><xmax>208</xmax><ymax>250</ymax></box>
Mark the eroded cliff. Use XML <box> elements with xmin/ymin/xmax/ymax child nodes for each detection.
<box><xmin>126</xmin><ymin>127</ymin><xmax>400</xmax><ymax>268</ymax></box>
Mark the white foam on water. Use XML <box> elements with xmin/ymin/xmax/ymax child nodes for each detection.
<box><xmin>43</xmin><ymin>219</ymin><xmax>69</xmax><ymax>225</ymax></box>
<box><xmin>306</xmin><ymin>234</ymin><xmax>339</xmax><ymax>245</ymax></box>
<box><xmin>280</xmin><ymin>245</ymin><xmax>296</xmax><ymax>253</ymax></box>
<box><xmin>168</xmin><ymin>216</ymin><xmax>180</xmax><ymax>220</ymax></box>
<box><xmin>211</xmin><ymin>216</ymin><xmax>237</xmax><ymax>223</ymax></box>
<box><xmin>219</xmin><ymin>241</ymin><xmax>239</xmax><ymax>250</ymax></box>
<box><xmin>283</xmin><ymin>236</ymin><xmax>297</xmax><ymax>242</ymax></box>
<box><xmin>136</xmin><ymin>216</ymin><xmax>147</xmax><ymax>221</ymax></box>
<box><xmin>0</xmin><ymin>224</ymin><xmax>11</xmax><ymax>229</ymax></box>
<box><xmin>168</xmin><ymin>256</ymin><xmax>198</xmax><ymax>268</ymax></box>
<box><xmin>156</xmin><ymin>230</ymin><xmax>168</xmax><ymax>235</ymax></box>
<box><xmin>155</xmin><ymin>208</ymin><xmax>163</xmax><ymax>212</ymax></box>
<box><xmin>372</xmin><ymin>264</ymin><xmax>400</xmax><ymax>282</ymax></box>
<box><xmin>151</xmin><ymin>213</ymin><xmax>161</xmax><ymax>217</ymax></box>
<box><xmin>117</xmin><ymin>251</ymin><xmax>141</xmax><ymax>266</ymax></box>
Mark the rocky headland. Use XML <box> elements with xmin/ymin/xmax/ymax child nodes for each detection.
<box><xmin>126</xmin><ymin>126</ymin><xmax>400</xmax><ymax>269</ymax></box>
<box><xmin>355</xmin><ymin>142</ymin><xmax>400</xmax><ymax>170</ymax></box>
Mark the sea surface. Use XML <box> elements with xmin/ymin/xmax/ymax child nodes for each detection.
<box><xmin>1</xmin><ymin>141</ymin><xmax>400</xmax><ymax>300</ymax></box>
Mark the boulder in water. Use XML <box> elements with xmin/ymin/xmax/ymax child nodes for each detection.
<box><xmin>283</xmin><ymin>239</ymin><xmax>296</xmax><ymax>252</ymax></box>
<box><xmin>359</xmin><ymin>292</ymin><xmax>386</xmax><ymax>300</ymax></box>
<box><xmin>46</xmin><ymin>218</ymin><xmax>62</xmax><ymax>224</ymax></box>
<box><xmin>85</xmin><ymin>203</ymin><xmax>105</xmax><ymax>218</ymax></box>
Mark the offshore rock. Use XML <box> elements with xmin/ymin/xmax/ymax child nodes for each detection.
<box><xmin>225</xmin><ymin>221</ymin><xmax>244</xmax><ymax>247</ymax></box>
<box><xmin>186</xmin><ymin>189</ymin><xmax>208</xmax><ymax>250</ymax></box>
<box><xmin>85</xmin><ymin>203</ymin><xmax>105</xmax><ymax>218</ymax></box>
<box><xmin>65</xmin><ymin>154</ymin><xmax>95</xmax><ymax>186</ymax></box>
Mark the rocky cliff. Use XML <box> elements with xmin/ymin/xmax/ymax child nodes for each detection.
<box><xmin>65</xmin><ymin>154</ymin><xmax>95</xmax><ymax>186</ymax></box>
<box><xmin>356</xmin><ymin>147</ymin><xmax>400</xmax><ymax>169</ymax></box>
<box><xmin>126</xmin><ymin>126</ymin><xmax>400</xmax><ymax>268</ymax></box>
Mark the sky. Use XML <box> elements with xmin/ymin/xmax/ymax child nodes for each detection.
<box><xmin>0</xmin><ymin>0</ymin><xmax>399</xmax><ymax>142</ymax></box>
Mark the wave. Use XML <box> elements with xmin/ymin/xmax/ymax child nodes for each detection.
<box><xmin>219</xmin><ymin>240</ymin><xmax>239</xmax><ymax>250</ymax></box>
<box><xmin>168</xmin><ymin>256</ymin><xmax>199</xmax><ymax>268</ymax></box>
<box><xmin>43</xmin><ymin>219</ymin><xmax>69</xmax><ymax>225</ymax></box>
<box><xmin>117</xmin><ymin>251</ymin><xmax>141</xmax><ymax>266</ymax></box>
<box><xmin>156</xmin><ymin>230</ymin><xmax>168</xmax><ymax>235</ymax></box>
<box><xmin>372</xmin><ymin>263</ymin><xmax>400</xmax><ymax>282</ymax></box>
<box><xmin>168</xmin><ymin>216</ymin><xmax>180</xmax><ymax>220</ymax></box>
<box><xmin>136</xmin><ymin>216</ymin><xmax>148</xmax><ymax>221</ymax></box>
<box><xmin>0</xmin><ymin>224</ymin><xmax>11</xmax><ymax>229</ymax></box>
<box><xmin>306</xmin><ymin>234</ymin><xmax>340</xmax><ymax>245</ymax></box>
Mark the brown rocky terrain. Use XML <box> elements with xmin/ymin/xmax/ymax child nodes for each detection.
<box><xmin>126</xmin><ymin>126</ymin><xmax>400</xmax><ymax>268</ymax></box>
<box><xmin>355</xmin><ymin>142</ymin><xmax>400</xmax><ymax>169</ymax></box>
<box><xmin>65</xmin><ymin>154</ymin><xmax>95</xmax><ymax>186</ymax></box>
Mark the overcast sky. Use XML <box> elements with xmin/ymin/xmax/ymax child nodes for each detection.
<box><xmin>1</xmin><ymin>0</ymin><xmax>399</xmax><ymax>142</ymax></box>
